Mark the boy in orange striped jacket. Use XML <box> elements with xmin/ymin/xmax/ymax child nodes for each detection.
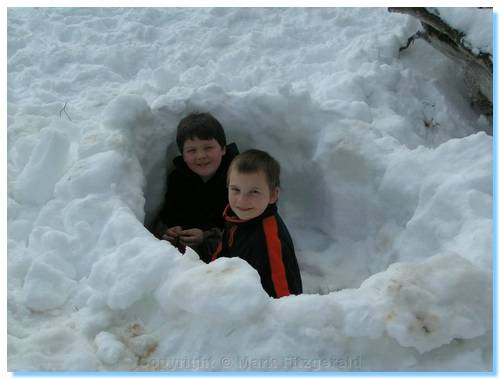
<box><xmin>210</xmin><ymin>149</ymin><xmax>302</xmax><ymax>298</ymax></box>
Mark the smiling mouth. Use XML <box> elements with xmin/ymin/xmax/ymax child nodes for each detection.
<box><xmin>237</xmin><ymin>207</ymin><xmax>253</xmax><ymax>211</ymax></box>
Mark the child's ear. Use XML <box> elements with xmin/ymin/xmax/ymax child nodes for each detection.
<box><xmin>269</xmin><ymin>187</ymin><xmax>280</xmax><ymax>204</ymax></box>
<box><xmin>221</xmin><ymin>145</ymin><xmax>226</xmax><ymax>155</ymax></box>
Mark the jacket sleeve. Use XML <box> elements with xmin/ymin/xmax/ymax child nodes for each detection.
<box><xmin>194</xmin><ymin>227</ymin><xmax>223</xmax><ymax>263</ymax></box>
<box><xmin>159</xmin><ymin>171</ymin><xmax>184</xmax><ymax>228</ymax></box>
<box><xmin>279</xmin><ymin>232</ymin><xmax>303</xmax><ymax>296</ymax></box>
<box><xmin>261</xmin><ymin>216</ymin><xmax>303</xmax><ymax>298</ymax></box>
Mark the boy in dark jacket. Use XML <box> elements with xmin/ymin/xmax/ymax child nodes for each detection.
<box><xmin>211</xmin><ymin>149</ymin><xmax>302</xmax><ymax>298</ymax></box>
<box><xmin>155</xmin><ymin>112</ymin><xmax>238</xmax><ymax>261</ymax></box>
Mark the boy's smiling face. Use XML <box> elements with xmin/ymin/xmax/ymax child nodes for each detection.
<box><xmin>228</xmin><ymin>169</ymin><xmax>279</xmax><ymax>220</ymax></box>
<box><xmin>182</xmin><ymin>137</ymin><xmax>225</xmax><ymax>181</ymax></box>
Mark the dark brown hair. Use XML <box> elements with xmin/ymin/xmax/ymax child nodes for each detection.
<box><xmin>176</xmin><ymin>112</ymin><xmax>227</xmax><ymax>151</ymax></box>
<box><xmin>228</xmin><ymin>149</ymin><xmax>280</xmax><ymax>190</ymax></box>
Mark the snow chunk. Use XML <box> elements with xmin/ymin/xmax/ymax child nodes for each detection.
<box><xmin>55</xmin><ymin>151</ymin><xmax>141</xmax><ymax>200</ymax></box>
<box><xmin>151</xmin><ymin>86</ymin><xmax>195</xmax><ymax>114</ymax></box>
<box><xmin>22</xmin><ymin>261</ymin><xmax>77</xmax><ymax>311</ymax></box>
<box><xmin>88</xmin><ymin>237</ymin><xmax>173</xmax><ymax>310</ymax></box>
<box><xmin>127</xmin><ymin>334</ymin><xmax>158</xmax><ymax>359</ymax></box>
<box><xmin>95</xmin><ymin>332</ymin><xmax>126</xmax><ymax>365</ymax></box>
<box><xmin>54</xmin><ymin>151</ymin><xmax>145</xmax><ymax>220</ymax></box>
<box><xmin>78</xmin><ymin>128</ymin><xmax>132</xmax><ymax>160</ymax></box>
<box><xmin>338</xmin><ymin>253</ymin><xmax>491</xmax><ymax>353</ymax></box>
<box><xmin>9</xmin><ymin>326</ymin><xmax>100</xmax><ymax>371</ymax></box>
<box><xmin>102</xmin><ymin>94</ymin><xmax>152</xmax><ymax>131</ymax></box>
<box><xmin>163</xmin><ymin>257</ymin><xmax>270</xmax><ymax>320</ymax></box>
<box><xmin>14</xmin><ymin>128</ymin><xmax>70</xmax><ymax>205</ymax></box>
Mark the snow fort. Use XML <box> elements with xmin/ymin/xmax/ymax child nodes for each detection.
<box><xmin>7</xmin><ymin>7</ymin><xmax>493</xmax><ymax>371</ymax></box>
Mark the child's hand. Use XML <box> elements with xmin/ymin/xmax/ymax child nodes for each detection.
<box><xmin>179</xmin><ymin>228</ymin><xmax>204</xmax><ymax>247</ymax></box>
<box><xmin>162</xmin><ymin>226</ymin><xmax>183</xmax><ymax>242</ymax></box>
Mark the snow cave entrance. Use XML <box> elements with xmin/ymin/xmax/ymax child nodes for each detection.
<box><xmin>141</xmin><ymin>93</ymin><xmax>397</xmax><ymax>295</ymax></box>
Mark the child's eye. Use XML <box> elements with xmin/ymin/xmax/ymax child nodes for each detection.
<box><xmin>251</xmin><ymin>190</ymin><xmax>260</xmax><ymax>195</ymax></box>
<box><xmin>230</xmin><ymin>188</ymin><xmax>240</xmax><ymax>193</ymax></box>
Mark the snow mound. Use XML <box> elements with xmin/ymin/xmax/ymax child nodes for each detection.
<box><xmin>339</xmin><ymin>253</ymin><xmax>491</xmax><ymax>353</ymax></box>
<box><xmin>7</xmin><ymin>8</ymin><xmax>492</xmax><ymax>371</ymax></box>
<box><xmin>162</xmin><ymin>257</ymin><xmax>270</xmax><ymax>319</ymax></box>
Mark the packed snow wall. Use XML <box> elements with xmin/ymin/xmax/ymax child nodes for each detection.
<box><xmin>8</xmin><ymin>8</ymin><xmax>492</xmax><ymax>371</ymax></box>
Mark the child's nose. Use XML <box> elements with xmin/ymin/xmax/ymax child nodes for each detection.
<box><xmin>236</xmin><ymin>195</ymin><xmax>249</xmax><ymax>206</ymax></box>
<box><xmin>195</xmin><ymin>150</ymin><xmax>207</xmax><ymax>159</ymax></box>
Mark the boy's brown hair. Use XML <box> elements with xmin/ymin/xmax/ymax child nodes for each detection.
<box><xmin>228</xmin><ymin>149</ymin><xmax>280</xmax><ymax>190</ymax></box>
<box><xmin>176</xmin><ymin>112</ymin><xmax>227</xmax><ymax>151</ymax></box>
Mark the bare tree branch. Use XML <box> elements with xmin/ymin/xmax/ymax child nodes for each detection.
<box><xmin>59</xmin><ymin>102</ymin><xmax>72</xmax><ymax>122</ymax></box>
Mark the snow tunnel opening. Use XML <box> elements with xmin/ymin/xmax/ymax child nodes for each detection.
<box><xmin>139</xmin><ymin>91</ymin><xmax>401</xmax><ymax>295</ymax></box>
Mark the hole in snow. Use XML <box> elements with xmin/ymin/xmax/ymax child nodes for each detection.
<box><xmin>137</xmin><ymin>87</ymin><xmax>404</xmax><ymax>295</ymax></box>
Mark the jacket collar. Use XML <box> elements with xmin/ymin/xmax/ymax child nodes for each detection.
<box><xmin>223</xmin><ymin>203</ymin><xmax>278</xmax><ymax>225</ymax></box>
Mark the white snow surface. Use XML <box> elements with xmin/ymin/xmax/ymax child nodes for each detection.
<box><xmin>7</xmin><ymin>8</ymin><xmax>492</xmax><ymax>371</ymax></box>
<box><xmin>432</xmin><ymin>7</ymin><xmax>493</xmax><ymax>55</ymax></box>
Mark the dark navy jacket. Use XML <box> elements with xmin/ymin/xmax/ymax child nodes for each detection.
<box><xmin>212</xmin><ymin>203</ymin><xmax>303</xmax><ymax>298</ymax></box>
<box><xmin>159</xmin><ymin>143</ymin><xmax>239</xmax><ymax>231</ymax></box>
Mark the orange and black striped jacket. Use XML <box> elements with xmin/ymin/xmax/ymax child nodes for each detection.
<box><xmin>211</xmin><ymin>204</ymin><xmax>302</xmax><ymax>298</ymax></box>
